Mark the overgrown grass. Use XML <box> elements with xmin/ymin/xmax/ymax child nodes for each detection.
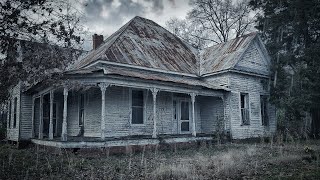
<box><xmin>1</xmin><ymin>140</ymin><xmax>320</xmax><ymax>179</ymax></box>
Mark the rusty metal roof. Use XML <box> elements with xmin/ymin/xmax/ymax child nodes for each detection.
<box><xmin>200</xmin><ymin>32</ymin><xmax>258</xmax><ymax>75</ymax></box>
<box><xmin>73</xmin><ymin>16</ymin><xmax>199</xmax><ymax>75</ymax></box>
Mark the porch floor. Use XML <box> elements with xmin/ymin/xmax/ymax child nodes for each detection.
<box><xmin>31</xmin><ymin>134</ymin><xmax>214</xmax><ymax>149</ymax></box>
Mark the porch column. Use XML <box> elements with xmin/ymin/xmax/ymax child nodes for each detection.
<box><xmin>61</xmin><ymin>87</ymin><xmax>68</xmax><ymax>141</ymax></box>
<box><xmin>49</xmin><ymin>90</ymin><xmax>54</xmax><ymax>140</ymax></box>
<box><xmin>31</xmin><ymin>96</ymin><xmax>35</xmax><ymax>138</ymax></box>
<box><xmin>190</xmin><ymin>92</ymin><xmax>196</xmax><ymax>137</ymax></box>
<box><xmin>152</xmin><ymin>88</ymin><xmax>158</xmax><ymax>138</ymax></box>
<box><xmin>99</xmin><ymin>83</ymin><xmax>109</xmax><ymax>140</ymax></box>
<box><xmin>38</xmin><ymin>95</ymin><xmax>43</xmax><ymax>139</ymax></box>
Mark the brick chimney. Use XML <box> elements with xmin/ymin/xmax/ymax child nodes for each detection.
<box><xmin>92</xmin><ymin>34</ymin><xmax>104</xmax><ymax>50</ymax></box>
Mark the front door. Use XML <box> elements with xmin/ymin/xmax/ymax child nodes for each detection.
<box><xmin>174</xmin><ymin>99</ymin><xmax>191</xmax><ymax>134</ymax></box>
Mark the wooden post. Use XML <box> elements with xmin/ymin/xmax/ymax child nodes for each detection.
<box><xmin>152</xmin><ymin>88</ymin><xmax>158</xmax><ymax>138</ymax></box>
<box><xmin>61</xmin><ymin>87</ymin><xmax>68</xmax><ymax>141</ymax></box>
<box><xmin>31</xmin><ymin>96</ymin><xmax>35</xmax><ymax>138</ymax></box>
<box><xmin>38</xmin><ymin>95</ymin><xmax>43</xmax><ymax>139</ymax></box>
<box><xmin>190</xmin><ymin>93</ymin><xmax>196</xmax><ymax>137</ymax></box>
<box><xmin>49</xmin><ymin>90</ymin><xmax>54</xmax><ymax>140</ymax></box>
<box><xmin>99</xmin><ymin>83</ymin><xmax>108</xmax><ymax>140</ymax></box>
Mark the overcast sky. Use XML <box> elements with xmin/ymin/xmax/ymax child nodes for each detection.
<box><xmin>77</xmin><ymin>0</ymin><xmax>192</xmax><ymax>50</ymax></box>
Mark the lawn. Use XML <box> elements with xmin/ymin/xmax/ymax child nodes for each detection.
<box><xmin>0</xmin><ymin>139</ymin><xmax>320</xmax><ymax>179</ymax></box>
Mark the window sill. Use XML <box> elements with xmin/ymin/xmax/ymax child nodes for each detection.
<box><xmin>240</xmin><ymin>124</ymin><xmax>250</xmax><ymax>126</ymax></box>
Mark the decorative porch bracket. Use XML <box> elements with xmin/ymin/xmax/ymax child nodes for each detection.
<box><xmin>190</xmin><ymin>92</ymin><xmax>197</xmax><ymax>137</ymax></box>
<box><xmin>151</xmin><ymin>88</ymin><xmax>159</xmax><ymax>138</ymax></box>
<box><xmin>49</xmin><ymin>90</ymin><xmax>54</xmax><ymax>140</ymax></box>
<box><xmin>61</xmin><ymin>87</ymin><xmax>68</xmax><ymax>141</ymax></box>
<box><xmin>98</xmin><ymin>83</ymin><xmax>109</xmax><ymax>140</ymax></box>
<box><xmin>38</xmin><ymin>95</ymin><xmax>43</xmax><ymax>139</ymax></box>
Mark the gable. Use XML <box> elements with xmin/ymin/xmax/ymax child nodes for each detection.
<box><xmin>234</xmin><ymin>40</ymin><xmax>270</xmax><ymax>76</ymax></box>
<box><xmin>200</xmin><ymin>32</ymin><xmax>257</xmax><ymax>76</ymax></box>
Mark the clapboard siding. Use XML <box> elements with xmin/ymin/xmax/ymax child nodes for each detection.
<box><xmin>198</xmin><ymin>96</ymin><xmax>224</xmax><ymax>134</ymax></box>
<box><xmin>235</xmin><ymin>41</ymin><xmax>269</xmax><ymax>75</ymax></box>
<box><xmin>19</xmin><ymin>93</ymin><xmax>32</xmax><ymax>140</ymax></box>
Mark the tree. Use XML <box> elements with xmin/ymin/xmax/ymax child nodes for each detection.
<box><xmin>250</xmin><ymin>0</ymin><xmax>320</xmax><ymax>134</ymax></box>
<box><xmin>166</xmin><ymin>18</ymin><xmax>210</xmax><ymax>49</ymax></box>
<box><xmin>187</xmin><ymin>0</ymin><xmax>256</xmax><ymax>44</ymax></box>
<box><xmin>0</xmin><ymin>0</ymin><xmax>84</xmax><ymax>104</ymax></box>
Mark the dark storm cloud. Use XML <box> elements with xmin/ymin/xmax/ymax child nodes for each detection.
<box><xmin>83</xmin><ymin>0</ymin><xmax>166</xmax><ymax>26</ymax></box>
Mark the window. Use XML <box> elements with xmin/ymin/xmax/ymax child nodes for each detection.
<box><xmin>131</xmin><ymin>90</ymin><xmax>144</xmax><ymax>124</ymax></box>
<box><xmin>79</xmin><ymin>93</ymin><xmax>84</xmax><ymax>126</ymax></box>
<box><xmin>260</xmin><ymin>95</ymin><xmax>269</xmax><ymax>126</ymax></box>
<box><xmin>13</xmin><ymin>97</ymin><xmax>17</xmax><ymax>128</ymax></box>
<box><xmin>173</xmin><ymin>100</ymin><xmax>177</xmax><ymax>120</ymax></box>
<box><xmin>8</xmin><ymin>100</ymin><xmax>11</xmax><ymax>129</ymax></box>
<box><xmin>240</xmin><ymin>93</ymin><xmax>250</xmax><ymax>125</ymax></box>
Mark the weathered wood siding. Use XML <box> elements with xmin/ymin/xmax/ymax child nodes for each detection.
<box><xmin>7</xmin><ymin>84</ymin><xmax>21</xmax><ymax>141</ymax></box>
<box><xmin>228</xmin><ymin>75</ymin><xmax>276</xmax><ymax>139</ymax></box>
<box><xmin>198</xmin><ymin>96</ymin><xmax>224</xmax><ymax>134</ymax></box>
<box><xmin>235</xmin><ymin>41</ymin><xmax>269</xmax><ymax>75</ymax></box>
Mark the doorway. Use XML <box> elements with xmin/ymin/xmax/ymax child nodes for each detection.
<box><xmin>173</xmin><ymin>98</ymin><xmax>191</xmax><ymax>134</ymax></box>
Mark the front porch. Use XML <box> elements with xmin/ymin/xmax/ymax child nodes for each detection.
<box><xmin>29</xmin><ymin>73</ymin><xmax>228</xmax><ymax>145</ymax></box>
<box><xmin>31</xmin><ymin>134</ymin><xmax>214</xmax><ymax>149</ymax></box>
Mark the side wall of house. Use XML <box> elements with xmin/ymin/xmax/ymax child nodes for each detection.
<box><xmin>7</xmin><ymin>84</ymin><xmax>21</xmax><ymax>141</ymax></box>
<box><xmin>228</xmin><ymin>73</ymin><xmax>276</xmax><ymax>139</ymax></box>
<box><xmin>198</xmin><ymin>96</ymin><xmax>224</xmax><ymax>134</ymax></box>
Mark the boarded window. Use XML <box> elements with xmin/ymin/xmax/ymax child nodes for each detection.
<box><xmin>260</xmin><ymin>95</ymin><xmax>269</xmax><ymax>126</ymax></box>
<box><xmin>13</xmin><ymin>97</ymin><xmax>17</xmax><ymax>128</ymax></box>
<box><xmin>240</xmin><ymin>93</ymin><xmax>250</xmax><ymax>125</ymax></box>
<box><xmin>132</xmin><ymin>90</ymin><xmax>144</xmax><ymax>124</ymax></box>
<box><xmin>79</xmin><ymin>93</ymin><xmax>84</xmax><ymax>126</ymax></box>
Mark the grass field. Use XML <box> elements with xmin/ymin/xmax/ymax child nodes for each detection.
<box><xmin>1</xmin><ymin>139</ymin><xmax>320</xmax><ymax>179</ymax></box>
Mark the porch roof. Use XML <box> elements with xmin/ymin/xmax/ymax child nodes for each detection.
<box><xmin>65</xmin><ymin>65</ymin><xmax>229</xmax><ymax>91</ymax></box>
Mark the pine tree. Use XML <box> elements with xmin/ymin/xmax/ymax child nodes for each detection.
<box><xmin>250</xmin><ymin>0</ymin><xmax>320</xmax><ymax>133</ymax></box>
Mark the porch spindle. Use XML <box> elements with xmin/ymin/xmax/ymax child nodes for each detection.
<box><xmin>61</xmin><ymin>87</ymin><xmax>68</xmax><ymax>141</ymax></box>
<box><xmin>38</xmin><ymin>95</ymin><xmax>43</xmax><ymax>139</ymax></box>
<box><xmin>99</xmin><ymin>83</ymin><xmax>108</xmax><ymax>140</ymax></box>
<box><xmin>152</xmin><ymin>88</ymin><xmax>158</xmax><ymax>138</ymax></box>
<box><xmin>191</xmin><ymin>93</ymin><xmax>196</xmax><ymax>137</ymax></box>
<box><xmin>49</xmin><ymin>90</ymin><xmax>54</xmax><ymax>140</ymax></box>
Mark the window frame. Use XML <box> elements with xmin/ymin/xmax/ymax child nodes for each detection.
<box><xmin>129</xmin><ymin>88</ymin><xmax>146</xmax><ymax>125</ymax></box>
<box><xmin>240</xmin><ymin>93</ymin><xmax>250</xmax><ymax>126</ymax></box>
<box><xmin>260</xmin><ymin>95</ymin><xmax>269</xmax><ymax>126</ymax></box>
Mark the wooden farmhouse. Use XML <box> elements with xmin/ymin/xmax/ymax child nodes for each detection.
<box><xmin>6</xmin><ymin>16</ymin><xmax>276</xmax><ymax>148</ymax></box>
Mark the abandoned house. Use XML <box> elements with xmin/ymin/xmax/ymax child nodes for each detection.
<box><xmin>6</xmin><ymin>16</ymin><xmax>276</xmax><ymax>148</ymax></box>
